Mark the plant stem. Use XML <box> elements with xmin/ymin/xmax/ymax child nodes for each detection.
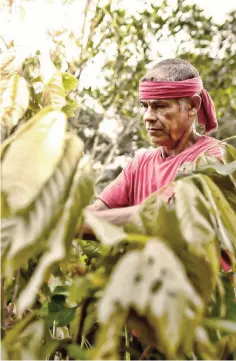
<box><xmin>124</xmin><ymin>326</ymin><xmax>130</xmax><ymax>361</ymax></box>
<box><xmin>5</xmin><ymin>270</ymin><xmax>20</xmax><ymax>329</ymax></box>
<box><xmin>1</xmin><ymin>278</ymin><xmax>7</xmax><ymax>338</ymax></box>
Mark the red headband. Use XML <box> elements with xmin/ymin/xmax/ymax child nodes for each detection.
<box><xmin>139</xmin><ymin>77</ymin><xmax>218</xmax><ymax>133</ymax></box>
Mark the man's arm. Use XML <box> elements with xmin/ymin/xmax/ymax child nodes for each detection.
<box><xmin>88</xmin><ymin>198</ymin><xmax>110</xmax><ymax>211</ymax></box>
<box><xmin>80</xmin><ymin>202</ymin><xmax>139</xmax><ymax>236</ymax></box>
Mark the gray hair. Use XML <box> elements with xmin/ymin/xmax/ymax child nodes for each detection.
<box><xmin>142</xmin><ymin>58</ymin><xmax>199</xmax><ymax>82</ymax></box>
<box><xmin>142</xmin><ymin>58</ymin><xmax>200</xmax><ymax>111</ymax></box>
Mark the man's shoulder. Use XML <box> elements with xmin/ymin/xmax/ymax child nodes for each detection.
<box><xmin>199</xmin><ymin>135</ymin><xmax>222</xmax><ymax>158</ymax></box>
<box><xmin>130</xmin><ymin>147</ymin><xmax>160</xmax><ymax>168</ymax></box>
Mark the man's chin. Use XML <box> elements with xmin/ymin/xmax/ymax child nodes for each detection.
<box><xmin>150</xmin><ymin>135</ymin><xmax>170</xmax><ymax>147</ymax></box>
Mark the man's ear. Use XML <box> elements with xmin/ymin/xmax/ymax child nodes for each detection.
<box><xmin>189</xmin><ymin>94</ymin><xmax>201</xmax><ymax>116</ymax></box>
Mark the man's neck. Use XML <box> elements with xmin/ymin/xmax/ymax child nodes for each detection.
<box><xmin>161</xmin><ymin>131</ymin><xmax>201</xmax><ymax>158</ymax></box>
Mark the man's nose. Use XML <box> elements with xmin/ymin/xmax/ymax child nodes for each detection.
<box><xmin>143</xmin><ymin>108</ymin><xmax>157</xmax><ymax>124</ymax></box>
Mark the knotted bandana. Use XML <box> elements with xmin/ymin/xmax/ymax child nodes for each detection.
<box><xmin>139</xmin><ymin>77</ymin><xmax>218</xmax><ymax>133</ymax></box>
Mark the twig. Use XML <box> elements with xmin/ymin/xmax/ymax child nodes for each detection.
<box><xmin>139</xmin><ymin>346</ymin><xmax>150</xmax><ymax>360</ymax></box>
<box><xmin>5</xmin><ymin>269</ymin><xmax>20</xmax><ymax>329</ymax></box>
<box><xmin>1</xmin><ymin>278</ymin><xmax>7</xmax><ymax>338</ymax></box>
<box><xmin>90</xmin><ymin>133</ymin><xmax>100</xmax><ymax>161</ymax></box>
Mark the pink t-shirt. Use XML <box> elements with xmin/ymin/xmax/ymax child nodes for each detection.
<box><xmin>98</xmin><ymin>136</ymin><xmax>222</xmax><ymax>208</ymax></box>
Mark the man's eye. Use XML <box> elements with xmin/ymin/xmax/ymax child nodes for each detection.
<box><xmin>140</xmin><ymin>103</ymin><xmax>148</xmax><ymax>109</ymax></box>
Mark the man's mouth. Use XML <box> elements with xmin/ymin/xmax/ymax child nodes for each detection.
<box><xmin>148</xmin><ymin>128</ymin><xmax>163</xmax><ymax>132</ymax></box>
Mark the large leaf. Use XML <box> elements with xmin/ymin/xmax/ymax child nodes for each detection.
<box><xmin>2</xmin><ymin>134</ymin><xmax>84</xmax><ymax>273</ymax></box>
<box><xmin>174</xmin><ymin>178</ymin><xmax>217</xmax><ymax>255</ymax></box>
<box><xmin>220</xmin><ymin>143</ymin><xmax>236</xmax><ymax>184</ymax></box>
<box><xmin>97</xmin><ymin>239</ymin><xmax>204</xmax><ymax>359</ymax></box>
<box><xmin>3</xmin><ymin>320</ymin><xmax>45</xmax><ymax>360</ymax></box>
<box><xmin>90</xmin><ymin>312</ymin><xmax>127</xmax><ymax>360</ymax></box>
<box><xmin>0</xmin><ymin>74</ymin><xmax>29</xmax><ymax>134</ymax></box>
<box><xmin>127</xmin><ymin>185</ymin><xmax>220</xmax><ymax>302</ymax></box>
<box><xmin>17</xmin><ymin>155</ymin><xmax>94</xmax><ymax>315</ymax></box>
<box><xmin>194</xmin><ymin>160</ymin><xmax>236</xmax><ymax>177</ymax></box>
<box><xmin>203</xmin><ymin>318</ymin><xmax>236</xmax><ymax>334</ymax></box>
<box><xmin>40</xmin><ymin>54</ymin><xmax>66</xmax><ymax>109</ymax></box>
<box><xmin>192</xmin><ymin>174</ymin><xmax>236</xmax><ymax>267</ymax></box>
<box><xmin>1</xmin><ymin>107</ymin><xmax>66</xmax><ymax>213</ymax></box>
<box><xmin>84</xmin><ymin>209</ymin><xmax>127</xmax><ymax>246</ymax></box>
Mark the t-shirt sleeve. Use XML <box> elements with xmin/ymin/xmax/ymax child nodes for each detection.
<box><xmin>97</xmin><ymin>158</ymin><xmax>136</xmax><ymax>208</ymax></box>
<box><xmin>204</xmin><ymin>141</ymin><xmax>223</xmax><ymax>159</ymax></box>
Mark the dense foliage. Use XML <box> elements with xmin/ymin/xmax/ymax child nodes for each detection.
<box><xmin>1</xmin><ymin>42</ymin><xmax>236</xmax><ymax>360</ymax></box>
<box><xmin>1</xmin><ymin>0</ymin><xmax>236</xmax><ymax>193</ymax></box>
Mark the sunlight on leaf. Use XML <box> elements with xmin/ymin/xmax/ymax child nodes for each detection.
<box><xmin>1</xmin><ymin>107</ymin><xmax>66</xmax><ymax>212</ymax></box>
<box><xmin>98</xmin><ymin>239</ymin><xmax>204</xmax><ymax>359</ymax></box>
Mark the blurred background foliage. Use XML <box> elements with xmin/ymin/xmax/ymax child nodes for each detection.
<box><xmin>1</xmin><ymin>0</ymin><xmax>235</xmax><ymax>193</ymax></box>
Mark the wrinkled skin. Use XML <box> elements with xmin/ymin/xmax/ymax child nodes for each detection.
<box><xmin>140</xmin><ymin>95</ymin><xmax>201</xmax><ymax>157</ymax></box>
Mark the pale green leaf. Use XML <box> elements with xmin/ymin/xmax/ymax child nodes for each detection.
<box><xmin>42</xmin><ymin>71</ymin><xmax>66</xmax><ymax>109</ymax></box>
<box><xmin>193</xmin><ymin>326</ymin><xmax>217</xmax><ymax>360</ymax></box>
<box><xmin>126</xmin><ymin>188</ymin><xmax>220</xmax><ymax>302</ymax></box>
<box><xmin>61</xmin><ymin>72</ymin><xmax>78</xmax><ymax>91</ymax></box>
<box><xmin>17</xmin><ymin>155</ymin><xmax>94</xmax><ymax>315</ymax></box>
<box><xmin>220</xmin><ymin>143</ymin><xmax>236</xmax><ymax>184</ymax></box>
<box><xmin>192</xmin><ymin>174</ymin><xmax>236</xmax><ymax>264</ymax></box>
<box><xmin>90</xmin><ymin>312</ymin><xmax>127</xmax><ymax>360</ymax></box>
<box><xmin>3</xmin><ymin>134</ymin><xmax>84</xmax><ymax>272</ymax></box>
<box><xmin>194</xmin><ymin>160</ymin><xmax>236</xmax><ymax>177</ymax></box>
<box><xmin>67</xmin><ymin>345</ymin><xmax>87</xmax><ymax>360</ymax></box>
<box><xmin>62</xmin><ymin>96</ymin><xmax>78</xmax><ymax>118</ymax></box>
<box><xmin>40</xmin><ymin>55</ymin><xmax>65</xmax><ymax>109</ymax></box>
<box><xmin>84</xmin><ymin>210</ymin><xmax>127</xmax><ymax>246</ymax></box>
<box><xmin>98</xmin><ymin>239</ymin><xmax>204</xmax><ymax>359</ymax></box>
<box><xmin>1</xmin><ymin>107</ymin><xmax>66</xmax><ymax>212</ymax></box>
<box><xmin>2</xmin><ymin>311</ymin><xmax>36</xmax><ymax>346</ymax></box>
<box><xmin>0</xmin><ymin>74</ymin><xmax>29</xmax><ymax>131</ymax></box>
<box><xmin>175</xmin><ymin>179</ymin><xmax>215</xmax><ymax>249</ymax></box>
<box><xmin>203</xmin><ymin>318</ymin><xmax>236</xmax><ymax>333</ymax></box>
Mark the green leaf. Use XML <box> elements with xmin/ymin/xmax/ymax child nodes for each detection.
<box><xmin>1</xmin><ymin>107</ymin><xmax>66</xmax><ymax>213</ymax></box>
<box><xmin>84</xmin><ymin>210</ymin><xmax>127</xmax><ymax>246</ymax></box>
<box><xmin>3</xmin><ymin>134</ymin><xmax>84</xmax><ymax>273</ymax></box>
<box><xmin>57</xmin><ymin>307</ymin><xmax>77</xmax><ymax>327</ymax></box>
<box><xmin>210</xmin><ymin>274</ymin><xmax>236</xmax><ymax>321</ymax></box>
<box><xmin>40</xmin><ymin>55</ymin><xmax>65</xmax><ymax>109</ymax></box>
<box><xmin>16</xmin><ymin>155</ymin><xmax>94</xmax><ymax>315</ymax></box>
<box><xmin>90</xmin><ymin>312</ymin><xmax>127</xmax><ymax>360</ymax></box>
<box><xmin>0</xmin><ymin>74</ymin><xmax>29</xmax><ymax>132</ymax></box>
<box><xmin>194</xmin><ymin>160</ymin><xmax>236</xmax><ymax>177</ymax></box>
<box><xmin>52</xmin><ymin>285</ymin><xmax>69</xmax><ymax>296</ymax></box>
<box><xmin>174</xmin><ymin>178</ymin><xmax>216</xmax><ymax>248</ymax></box>
<box><xmin>127</xmin><ymin>187</ymin><xmax>220</xmax><ymax>302</ymax></box>
<box><xmin>192</xmin><ymin>174</ymin><xmax>236</xmax><ymax>265</ymax></box>
<box><xmin>67</xmin><ymin>344</ymin><xmax>87</xmax><ymax>360</ymax></box>
<box><xmin>98</xmin><ymin>239</ymin><xmax>204</xmax><ymax>359</ymax></box>
<box><xmin>61</xmin><ymin>72</ymin><xmax>78</xmax><ymax>91</ymax></box>
<box><xmin>68</xmin><ymin>277</ymin><xmax>92</xmax><ymax>305</ymax></box>
<box><xmin>2</xmin><ymin>311</ymin><xmax>36</xmax><ymax>346</ymax></box>
<box><xmin>62</xmin><ymin>95</ymin><xmax>78</xmax><ymax>118</ymax></box>
<box><xmin>50</xmin><ymin>307</ymin><xmax>77</xmax><ymax>327</ymax></box>
<box><xmin>203</xmin><ymin>318</ymin><xmax>236</xmax><ymax>333</ymax></box>
<box><xmin>42</xmin><ymin>71</ymin><xmax>66</xmax><ymax>109</ymax></box>
<box><xmin>221</xmin><ymin>144</ymin><xmax>236</xmax><ymax>184</ymax></box>
<box><xmin>173</xmin><ymin>178</ymin><xmax>220</xmax><ymax>299</ymax></box>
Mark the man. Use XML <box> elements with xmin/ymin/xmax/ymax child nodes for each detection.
<box><xmin>82</xmin><ymin>58</ymin><xmax>222</xmax><ymax>234</ymax></box>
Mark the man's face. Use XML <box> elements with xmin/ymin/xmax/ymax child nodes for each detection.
<box><xmin>140</xmin><ymin>98</ymin><xmax>193</xmax><ymax>148</ymax></box>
